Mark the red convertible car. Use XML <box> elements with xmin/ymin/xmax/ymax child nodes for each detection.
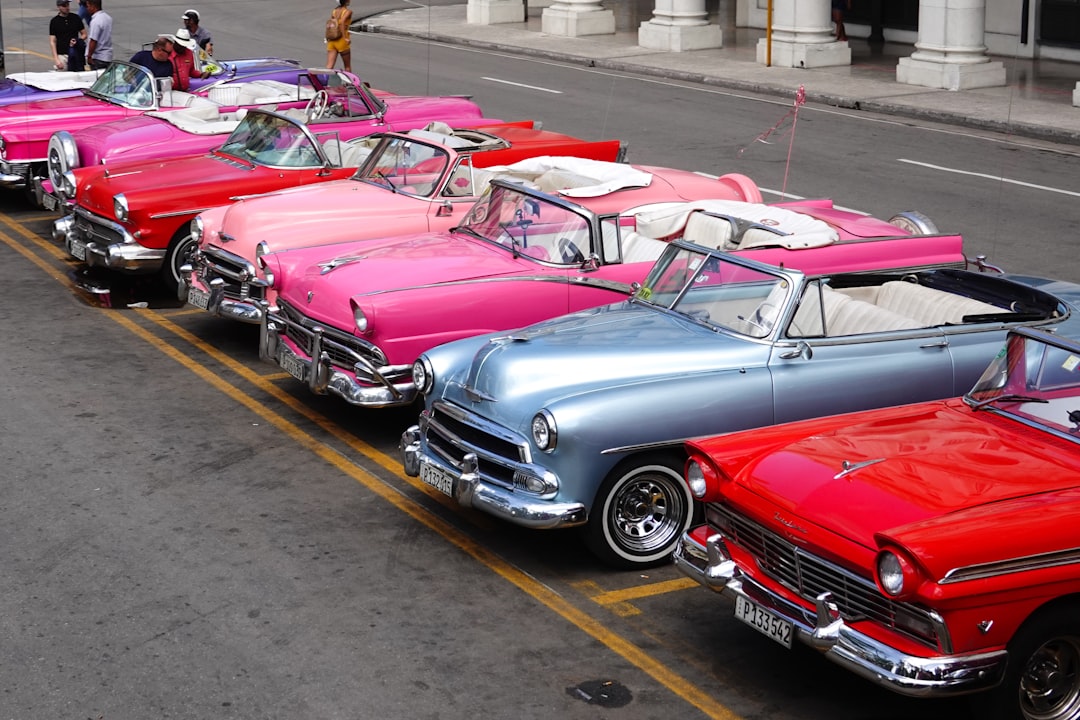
<box><xmin>674</xmin><ymin>325</ymin><xmax>1080</xmax><ymax>720</ymax></box>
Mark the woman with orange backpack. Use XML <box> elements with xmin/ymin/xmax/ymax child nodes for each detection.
<box><xmin>325</xmin><ymin>0</ymin><xmax>353</xmax><ymax>73</ymax></box>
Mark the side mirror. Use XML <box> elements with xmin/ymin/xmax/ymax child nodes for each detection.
<box><xmin>436</xmin><ymin>201</ymin><xmax>454</xmax><ymax>217</ymax></box>
<box><xmin>580</xmin><ymin>253</ymin><xmax>600</xmax><ymax>272</ymax></box>
<box><xmin>779</xmin><ymin>341</ymin><xmax>813</xmax><ymax>360</ymax></box>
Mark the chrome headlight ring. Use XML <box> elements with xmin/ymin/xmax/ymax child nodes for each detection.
<box><xmin>877</xmin><ymin>551</ymin><xmax>905</xmax><ymax>596</ymax></box>
<box><xmin>531</xmin><ymin>409</ymin><xmax>557</xmax><ymax>452</ymax></box>
<box><xmin>190</xmin><ymin>215</ymin><xmax>204</xmax><ymax>243</ymax></box>
<box><xmin>412</xmin><ymin>357</ymin><xmax>433</xmax><ymax>395</ymax></box>
<box><xmin>113</xmin><ymin>193</ymin><xmax>129</xmax><ymax>223</ymax></box>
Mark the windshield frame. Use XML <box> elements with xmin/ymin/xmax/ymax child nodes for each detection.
<box><xmin>963</xmin><ymin>327</ymin><xmax>1080</xmax><ymax>442</ymax></box>
<box><xmin>452</xmin><ymin>179</ymin><xmax>598</xmax><ymax>265</ymax></box>
<box><xmin>632</xmin><ymin>239</ymin><xmax>802</xmax><ymax>339</ymax></box>
<box><xmin>84</xmin><ymin>61</ymin><xmax>158</xmax><ymax>110</ymax></box>
<box><xmin>215</xmin><ymin>109</ymin><xmax>329</xmax><ymax>169</ymax></box>
<box><xmin>352</xmin><ymin>134</ymin><xmax>457</xmax><ymax>197</ymax></box>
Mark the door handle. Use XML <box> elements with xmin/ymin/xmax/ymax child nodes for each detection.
<box><xmin>919</xmin><ymin>340</ymin><xmax>948</xmax><ymax>349</ymax></box>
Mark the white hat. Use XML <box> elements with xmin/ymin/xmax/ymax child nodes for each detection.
<box><xmin>159</xmin><ymin>28</ymin><xmax>197</xmax><ymax>50</ymax></box>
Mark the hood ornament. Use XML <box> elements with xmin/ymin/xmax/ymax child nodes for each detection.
<box><xmin>834</xmin><ymin>457</ymin><xmax>886</xmax><ymax>480</ymax></box>
<box><xmin>318</xmin><ymin>255</ymin><xmax>367</xmax><ymax>274</ymax></box>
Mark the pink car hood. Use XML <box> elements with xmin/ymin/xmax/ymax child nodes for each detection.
<box><xmin>272</xmin><ymin>232</ymin><xmax>525</xmax><ymax>325</ymax></box>
<box><xmin>74</xmin><ymin>115</ymin><xmax>198</xmax><ymax>166</ymax></box>
<box><xmin>204</xmin><ymin>179</ymin><xmax>435</xmax><ymax>258</ymax></box>
<box><xmin>380</xmin><ymin>94</ymin><xmax>483</xmax><ymax>125</ymax></box>
<box><xmin>0</xmin><ymin>94</ymin><xmax>137</xmax><ymax>151</ymax></box>
<box><xmin>741</xmin><ymin>401</ymin><xmax>1080</xmax><ymax>554</ymax></box>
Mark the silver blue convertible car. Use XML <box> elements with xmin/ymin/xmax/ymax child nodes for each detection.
<box><xmin>401</xmin><ymin>244</ymin><xmax>1080</xmax><ymax>567</ymax></box>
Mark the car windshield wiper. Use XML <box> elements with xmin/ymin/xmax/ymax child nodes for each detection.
<box><xmin>968</xmin><ymin>393</ymin><xmax>1050</xmax><ymax>410</ymax></box>
<box><xmin>377</xmin><ymin>171</ymin><xmax>398</xmax><ymax>193</ymax></box>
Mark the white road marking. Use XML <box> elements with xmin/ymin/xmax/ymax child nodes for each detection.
<box><xmin>897</xmin><ymin>159</ymin><xmax>1080</xmax><ymax>197</ymax></box>
<box><xmin>482</xmin><ymin>76</ymin><xmax>563</xmax><ymax>94</ymax></box>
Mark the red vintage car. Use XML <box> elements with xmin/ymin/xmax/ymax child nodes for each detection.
<box><xmin>674</xmin><ymin>325</ymin><xmax>1080</xmax><ymax>720</ymax></box>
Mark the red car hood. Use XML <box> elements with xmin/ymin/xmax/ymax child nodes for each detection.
<box><xmin>75</xmin><ymin>152</ymin><xmax>250</xmax><ymax>216</ymax></box>
<box><xmin>740</xmin><ymin>400</ymin><xmax>1080</xmax><ymax>559</ymax></box>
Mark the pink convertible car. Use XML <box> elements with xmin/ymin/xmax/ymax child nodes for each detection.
<box><xmin>40</xmin><ymin>69</ymin><xmax>485</xmax><ymax>210</ymax></box>
<box><xmin>255</xmin><ymin>157</ymin><xmax>974</xmax><ymax>408</ymax></box>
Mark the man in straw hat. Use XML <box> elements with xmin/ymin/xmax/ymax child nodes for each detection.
<box><xmin>160</xmin><ymin>28</ymin><xmax>208</xmax><ymax>91</ymax></box>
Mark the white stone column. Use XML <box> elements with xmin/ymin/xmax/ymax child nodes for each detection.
<box><xmin>639</xmin><ymin>0</ymin><xmax>722</xmax><ymax>52</ymax></box>
<box><xmin>1074</xmin><ymin>83</ymin><xmax>1080</xmax><ymax>107</ymax></box>
<box><xmin>897</xmin><ymin>0</ymin><xmax>1006</xmax><ymax>90</ymax></box>
<box><xmin>542</xmin><ymin>0</ymin><xmax>615</xmax><ymax>37</ymax></box>
<box><xmin>757</xmin><ymin>0</ymin><xmax>851</xmax><ymax>68</ymax></box>
<box><xmin>467</xmin><ymin>0</ymin><xmax>526</xmax><ymax>25</ymax></box>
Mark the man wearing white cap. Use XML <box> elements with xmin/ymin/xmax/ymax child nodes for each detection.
<box><xmin>160</xmin><ymin>28</ymin><xmax>207</xmax><ymax>91</ymax></box>
<box><xmin>181</xmin><ymin>10</ymin><xmax>211</xmax><ymax>51</ymax></box>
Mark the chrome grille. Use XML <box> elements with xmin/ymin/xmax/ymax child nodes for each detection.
<box><xmin>423</xmin><ymin>403</ymin><xmax>526</xmax><ymax>488</ymax></box>
<box><xmin>709</xmin><ymin>503</ymin><xmax>939</xmax><ymax>647</ymax></box>
<box><xmin>276</xmin><ymin>299</ymin><xmax>387</xmax><ymax>372</ymax></box>
<box><xmin>74</xmin><ymin>213</ymin><xmax>123</xmax><ymax>245</ymax></box>
<box><xmin>198</xmin><ymin>246</ymin><xmax>264</xmax><ymax>303</ymax></box>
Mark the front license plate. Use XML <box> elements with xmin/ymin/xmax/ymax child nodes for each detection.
<box><xmin>187</xmin><ymin>286</ymin><xmax>210</xmax><ymax>311</ymax></box>
<box><xmin>69</xmin><ymin>238</ymin><xmax>86</xmax><ymax>261</ymax></box>
<box><xmin>42</xmin><ymin>193</ymin><xmax>58</xmax><ymax>212</ymax></box>
<box><xmin>419</xmin><ymin>462</ymin><xmax>455</xmax><ymax>497</ymax></box>
<box><xmin>277</xmin><ymin>347</ymin><xmax>307</xmax><ymax>383</ymax></box>
<box><xmin>735</xmin><ymin>595</ymin><xmax>793</xmax><ymax>648</ymax></box>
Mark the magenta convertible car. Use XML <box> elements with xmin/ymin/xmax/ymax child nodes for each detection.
<box><xmin>40</xmin><ymin>69</ymin><xmax>486</xmax><ymax>209</ymax></box>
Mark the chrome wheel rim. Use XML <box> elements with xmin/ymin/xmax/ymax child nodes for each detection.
<box><xmin>608</xmin><ymin>469</ymin><xmax>686</xmax><ymax>556</ymax></box>
<box><xmin>1020</xmin><ymin>636</ymin><xmax>1080</xmax><ymax>720</ymax></box>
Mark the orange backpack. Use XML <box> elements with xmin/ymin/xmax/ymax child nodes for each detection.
<box><xmin>325</xmin><ymin>7</ymin><xmax>344</xmax><ymax>41</ymax></box>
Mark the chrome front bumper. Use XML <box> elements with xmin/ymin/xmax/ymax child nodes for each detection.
<box><xmin>184</xmin><ymin>274</ymin><xmax>265</xmax><ymax>324</ymax></box>
<box><xmin>260</xmin><ymin>312</ymin><xmax>415</xmax><ymax>408</ymax></box>
<box><xmin>673</xmin><ymin>532</ymin><xmax>1008</xmax><ymax>698</ymax></box>
<box><xmin>400</xmin><ymin>424</ymin><xmax>587</xmax><ymax>530</ymax></box>
<box><xmin>66</xmin><ymin>206</ymin><xmax>163</xmax><ymax>273</ymax></box>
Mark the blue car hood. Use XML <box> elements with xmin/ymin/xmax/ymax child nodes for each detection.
<box><xmin>437</xmin><ymin>301</ymin><xmax>766</xmax><ymax>421</ymax></box>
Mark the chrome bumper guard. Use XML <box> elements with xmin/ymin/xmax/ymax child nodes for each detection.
<box><xmin>184</xmin><ymin>274</ymin><xmax>266</xmax><ymax>324</ymax></box>
<box><xmin>67</xmin><ymin>206</ymin><xmax>164</xmax><ymax>272</ymax></box>
<box><xmin>673</xmin><ymin>532</ymin><xmax>1008</xmax><ymax>698</ymax></box>
<box><xmin>400</xmin><ymin>424</ymin><xmax>587</xmax><ymax>530</ymax></box>
<box><xmin>260</xmin><ymin>309</ymin><xmax>415</xmax><ymax>408</ymax></box>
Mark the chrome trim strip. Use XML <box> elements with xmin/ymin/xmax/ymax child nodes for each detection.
<box><xmin>350</xmin><ymin>273</ymin><xmax>634</xmax><ymax>299</ymax></box>
<box><xmin>149</xmin><ymin>208</ymin><xmax>212</xmax><ymax>220</ymax></box>
<box><xmin>941</xmin><ymin>546</ymin><xmax>1080</xmax><ymax>584</ymax></box>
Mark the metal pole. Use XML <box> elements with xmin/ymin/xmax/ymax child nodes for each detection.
<box><xmin>0</xmin><ymin>0</ymin><xmax>6</xmax><ymax>69</ymax></box>
<box><xmin>766</xmin><ymin>0</ymin><xmax>772</xmax><ymax>67</ymax></box>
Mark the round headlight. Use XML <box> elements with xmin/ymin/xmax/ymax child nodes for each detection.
<box><xmin>62</xmin><ymin>171</ymin><xmax>77</xmax><ymax>200</ymax></box>
<box><xmin>686</xmin><ymin>460</ymin><xmax>708</xmax><ymax>498</ymax></box>
<box><xmin>113</xmin><ymin>193</ymin><xmax>129</xmax><ymax>222</ymax></box>
<box><xmin>412</xmin><ymin>358</ymin><xmax>433</xmax><ymax>394</ymax></box>
<box><xmin>256</xmin><ymin>253</ymin><xmax>274</xmax><ymax>288</ymax></box>
<box><xmin>353</xmin><ymin>305</ymin><xmax>368</xmax><ymax>333</ymax></box>
<box><xmin>877</xmin><ymin>552</ymin><xmax>905</xmax><ymax>596</ymax></box>
<box><xmin>531</xmin><ymin>410</ymin><xmax>557</xmax><ymax>452</ymax></box>
<box><xmin>190</xmin><ymin>215</ymin><xmax>204</xmax><ymax>243</ymax></box>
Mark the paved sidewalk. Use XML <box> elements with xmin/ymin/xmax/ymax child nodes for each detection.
<box><xmin>360</xmin><ymin>4</ymin><xmax>1080</xmax><ymax>145</ymax></box>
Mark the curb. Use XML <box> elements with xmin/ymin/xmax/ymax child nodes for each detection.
<box><xmin>361</xmin><ymin>22</ymin><xmax>1080</xmax><ymax>146</ymax></box>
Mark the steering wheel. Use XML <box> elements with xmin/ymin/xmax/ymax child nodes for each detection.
<box><xmin>304</xmin><ymin>90</ymin><xmax>330</xmax><ymax>122</ymax></box>
<box><xmin>558</xmin><ymin>237</ymin><xmax>585</xmax><ymax>264</ymax></box>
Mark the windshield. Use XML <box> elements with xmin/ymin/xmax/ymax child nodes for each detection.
<box><xmin>634</xmin><ymin>244</ymin><xmax>791</xmax><ymax>338</ymax></box>
<box><xmin>86</xmin><ymin>62</ymin><xmax>156</xmax><ymax>109</ymax></box>
<box><xmin>965</xmin><ymin>332</ymin><xmax>1080</xmax><ymax>434</ymax></box>
<box><xmin>456</xmin><ymin>183</ymin><xmax>593</xmax><ymax>264</ymax></box>
<box><xmin>355</xmin><ymin>136</ymin><xmax>451</xmax><ymax>196</ymax></box>
<box><xmin>218</xmin><ymin>112</ymin><xmax>324</xmax><ymax>168</ymax></box>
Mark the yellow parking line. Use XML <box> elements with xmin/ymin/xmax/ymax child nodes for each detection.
<box><xmin>593</xmin><ymin>577</ymin><xmax>701</xmax><ymax>605</ymax></box>
<box><xmin>0</xmin><ymin>219</ymin><xmax>744</xmax><ymax>720</ymax></box>
<box><xmin>11</xmin><ymin>46</ymin><xmax>55</xmax><ymax>62</ymax></box>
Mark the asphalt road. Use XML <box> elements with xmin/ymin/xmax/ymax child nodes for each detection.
<box><xmin>0</xmin><ymin>1</ymin><xmax>1078</xmax><ymax>719</ymax></box>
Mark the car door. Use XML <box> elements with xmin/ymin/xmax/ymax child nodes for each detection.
<box><xmin>768</xmin><ymin>279</ymin><xmax>955</xmax><ymax>423</ymax></box>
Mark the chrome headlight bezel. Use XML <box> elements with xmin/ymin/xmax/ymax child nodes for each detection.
<box><xmin>531</xmin><ymin>410</ymin><xmax>557</xmax><ymax>452</ymax></box>
<box><xmin>876</xmin><ymin>551</ymin><xmax>905</xmax><ymax>597</ymax></box>
<box><xmin>353</xmin><ymin>305</ymin><xmax>368</xmax><ymax>333</ymax></box>
<box><xmin>686</xmin><ymin>460</ymin><xmax>708</xmax><ymax>498</ymax></box>
<box><xmin>61</xmin><ymin>171</ymin><xmax>77</xmax><ymax>200</ymax></box>
<box><xmin>190</xmin><ymin>215</ymin><xmax>204</xmax><ymax>243</ymax></box>
<box><xmin>113</xmin><ymin>193</ymin><xmax>129</xmax><ymax>222</ymax></box>
<box><xmin>412</xmin><ymin>357</ymin><xmax>433</xmax><ymax>395</ymax></box>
